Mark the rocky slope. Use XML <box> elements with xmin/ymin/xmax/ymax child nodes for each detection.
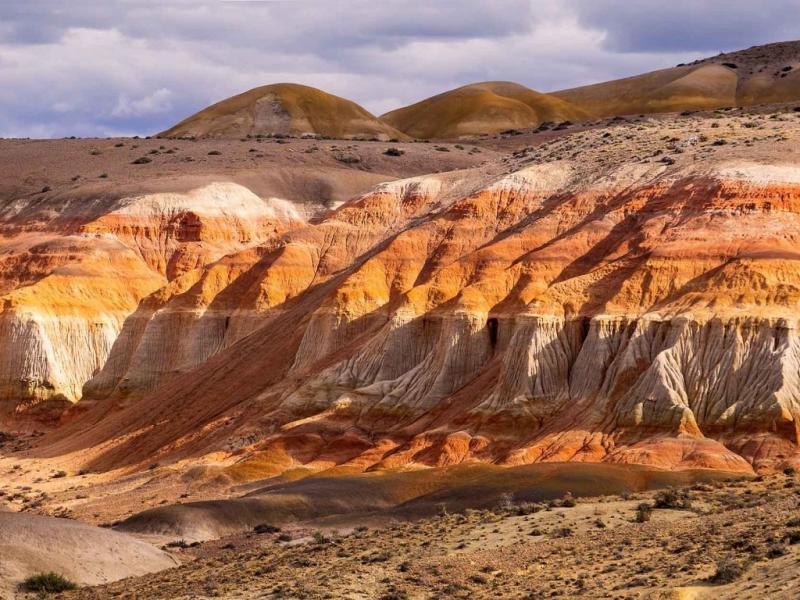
<box><xmin>16</xmin><ymin>105</ymin><xmax>799</xmax><ymax>478</ymax></box>
<box><xmin>0</xmin><ymin>137</ymin><xmax>489</xmax><ymax>421</ymax></box>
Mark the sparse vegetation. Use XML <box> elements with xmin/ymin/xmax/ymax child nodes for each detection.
<box><xmin>22</xmin><ymin>572</ymin><xmax>77</xmax><ymax>593</ymax></box>
<box><xmin>635</xmin><ymin>502</ymin><xmax>652</xmax><ymax>522</ymax></box>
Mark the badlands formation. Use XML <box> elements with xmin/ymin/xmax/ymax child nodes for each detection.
<box><xmin>3</xmin><ymin>106</ymin><xmax>800</xmax><ymax>478</ymax></box>
<box><xmin>2</xmin><ymin>40</ymin><xmax>800</xmax><ymax>599</ymax></box>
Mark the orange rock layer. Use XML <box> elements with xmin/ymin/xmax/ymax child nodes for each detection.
<box><xmin>23</xmin><ymin>158</ymin><xmax>800</xmax><ymax>475</ymax></box>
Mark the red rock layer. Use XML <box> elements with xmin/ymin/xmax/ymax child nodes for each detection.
<box><xmin>42</xmin><ymin>160</ymin><xmax>800</xmax><ymax>474</ymax></box>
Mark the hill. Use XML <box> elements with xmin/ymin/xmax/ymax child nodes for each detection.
<box><xmin>160</xmin><ymin>83</ymin><xmax>408</xmax><ymax>140</ymax></box>
<box><xmin>380</xmin><ymin>81</ymin><xmax>590</xmax><ymax>138</ymax></box>
<box><xmin>553</xmin><ymin>40</ymin><xmax>800</xmax><ymax>117</ymax></box>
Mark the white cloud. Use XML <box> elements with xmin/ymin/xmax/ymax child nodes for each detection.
<box><xmin>112</xmin><ymin>88</ymin><xmax>174</xmax><ymax>117</ymax></box>
<box><xmin>0</xmin><ymin>0</ymin><xmax>792</xmax><ymax>138</ymax></box>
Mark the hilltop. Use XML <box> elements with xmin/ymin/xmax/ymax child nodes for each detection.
<box><xmin>380</xmin><ymin>81</ymin><xmax>589</xmax><ymax>138</ymax></box>
<box><xmin>160</xmin><ymin>83</ymin><xmax>407</xmax><ymax>140</ymax></box>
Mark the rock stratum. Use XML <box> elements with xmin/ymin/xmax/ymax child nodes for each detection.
<box><xmin>0</xmin><ymin>104</ymin><xmax>794</xmax><ymax>478</ymax></box>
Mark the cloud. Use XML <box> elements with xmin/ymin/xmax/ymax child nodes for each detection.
<box><xmin>112</xmin><ymin>88</ymin><xmax>175</xmax><ymax>118</ymax></box>
<box><xmin>0</xmin><ymin>1</ymin><xmax>794</xmax><ymax>137</ymax></box>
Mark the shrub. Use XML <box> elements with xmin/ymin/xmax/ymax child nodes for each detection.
<box><xmin>131</xmin><ymin>156</ymin><xmax>152</xmax><ymax>164</ymax></box>
<box><xmin>253</xmin><ymin>523</ymin><xmax>280</xmax><ymax>534</ymax></box>
<box><xmin>22</xmin><ymin>572</ymin><xmax>77</xmax><ymax>593</ymax></box>
<box><xmin>653</xmin><ymin>488</ymin><xmax>691</xmax><ymax>509</ymax></box>
<box><xmin>312</xmin><ymin>531</ymin><xmax>330</xmax><ymax>544</ymax></box>
<box><xmin>767</xmin><ymin>543</ymin><xmax>787</xmax><ymax>558</ymax></box>
<box><xmin>635</xmin><ymin>503</ymin><xmax>652</xmax><ymax>523</ymax></box>
<box><xmin>384</xmin><ymin>147</ymin><xmax>404</xmax><ymax>156</ymax></box>
<box><xmin>561</xmin><ymin>493</ymin><xmax>577</xmax><ymax>508</ymax></box>
<box><xmin>784</xmin><ymin>466</ymin><xmax>796</xmax><ymax>476</ymax></box>
<box><xmin>207</xmin><ymin>150</ymin><xmax>222</xmax><ymax>155</ymax></box>
<box><xmin>710</xmin><ymin>558</ymin><xmax>749</xmax><ymax>584</ymax></box>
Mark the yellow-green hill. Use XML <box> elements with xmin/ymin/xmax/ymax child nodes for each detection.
<box><xmin>380</xmin><ymin>81</ymin><xmax>590</xmax><ymax>139</ymax></box>
<box><xmin>161</xmin><ymin>83</ymin><xmax>407</xmax><ymax>140</ymax></box>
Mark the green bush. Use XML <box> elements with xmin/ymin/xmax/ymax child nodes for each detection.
<box><xmin>22</xmin><ymin>572</ymin><xmax>77</xmax><ymax>593</ymax></box>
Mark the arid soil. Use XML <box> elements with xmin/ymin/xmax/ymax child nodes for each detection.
<box><xmin>59</xmin><ymin>471</ymin><xmax>800</xmax><ymax>599</ymax></box>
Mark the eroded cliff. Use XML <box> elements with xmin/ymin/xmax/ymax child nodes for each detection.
<box><xmin>8</xmin><ymin>109</ymin><xmax>800</xmax><ymax>476</ymax></box>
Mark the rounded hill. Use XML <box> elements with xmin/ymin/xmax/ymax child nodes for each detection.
<box><xmin>380</xmin><ymin>81</ymin><xmax>590</xmax><ymax>139</ymax></box>
<box><xmin>160</xmin><ymin>83</ymin><xmax>407</xmax><ymax>140</ymax></box>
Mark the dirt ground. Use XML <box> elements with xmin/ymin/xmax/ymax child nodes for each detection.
<box><xmin>58</xmin><ymin>472</ymin><xmax>800</xmax><ymax>599</ymax></box>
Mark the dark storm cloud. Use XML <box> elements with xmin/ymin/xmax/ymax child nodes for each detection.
<box><xmin>0</xmin><ymin>1</ymin><xmax>795</xmax><ymax>138</ymax></box>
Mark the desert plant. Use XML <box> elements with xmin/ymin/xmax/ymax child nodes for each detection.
<box><xmin>22</xmin><ymin>572</ymin><xmax>77</xmax><ymax>593</ymax></box>
<box><xmin>710</xmin><ymin>558</ymin><xmax>749</xmax><ymax>583</ymax></box>
<box><xmin>653</xmin><ymin>488</ymin><xmax>691</xmax><ymax>509</ymax></box>
<box><xmin>561</xmin><ymin>493</ymin><xmax>577</xmax><ymax>508</ymax></box>
<box><xmin>131</xmin><ymin>156</ymin><xmax>151</xmax><ymax>164</ymax></box>
<box><xmin>312</xmin><ymin>530</ymin><xmax>330</xmax><ymax>544</ymax></box>
<box><xmin>384</xmin><ymin>147</ymin><xmax>404</xmax><ymax>156</ymax></box>
<box><xmin>635</xmin><ymin>503</ymin><xmax>652</xmax><ymax>523</ymax></box>
<box><xmin>253</xmin><ymin>523</ymin><xmax>280</xmax><ymax>534</ymax></box>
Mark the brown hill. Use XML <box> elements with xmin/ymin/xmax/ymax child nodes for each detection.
<box><xmin>160</xmin><ymin>83</ymin><xmax>408</xmax><ymax>140</ymax></box>
<box><xmin>380</xmin><ymin>81</ymin><xmax>590</xmax><ymax>139</ymax></box>
<box><xmin>553</xmin><ymin>40</ymin><xmax>800</xmax><ymax>117</ymax></box>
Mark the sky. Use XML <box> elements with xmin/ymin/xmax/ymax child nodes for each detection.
<box><xmin>1</xmin><ymin>0</ymin><xmax>798</xmax><ymax>138</ymax></box>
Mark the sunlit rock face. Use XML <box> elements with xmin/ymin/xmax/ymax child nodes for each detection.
<box><xmin>0</xmin><ymin>183</ymin><xmax>303</xmax><ymax>417</ymax></box>
<box><xmin>8</xmin><ymin>150</ymin><xmax>800</xmax><ymax>475</ymax></box>
<box><xmin>27</xmin><ymin>155</ymin><xmax>797</xmax><ymax>476</ymax></box>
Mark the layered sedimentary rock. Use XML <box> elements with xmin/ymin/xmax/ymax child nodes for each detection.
<box><xmin>0</xmin><ymin>183</ymin><xmax>303</xmax><ymax>417</ymax></box>
<box><xmin>36</xmin><ymin>145</ymin><xmax>800</xmax><ymax>476</ymax></box>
